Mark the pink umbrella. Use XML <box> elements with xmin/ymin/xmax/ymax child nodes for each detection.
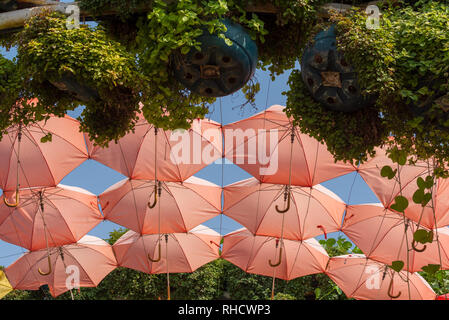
<box><xmin>223</xmin><ymin>177</ymin><xmax>346</xmax><ymax>241</ymax></box>
<box><xmin>5</xmin><ymin>235</ymin><xmax>117</xmax><ymax>298</ymax></box>
<box><xmin>221</xmin><ymin>228</ymin><xmax>329</xmax><ymax>299</ymax></box>
<box><xmin>223</xmin><ymin>105</ymin><xmax>356</xmax><ymax>187</ymax></box>
<box><xmin>342</xmin><ymin>204</ymin><xmax>449</xmax><ymax>272</ymax></box>
<box><xmin>325</xmin><ymin>254</ymin><xmax>436</xmax><ymax>300</ymax></box>
<box><xmin>0</xmin><ymin>111</ymin><xmax>88</xmax><ymax>196</ymax></box>
<box><xmin>357</xmin><ymin>146</ymin><xmax>449</xmax><ymax>229</ymax></box>
<box><xmin>112</xmin><ymin>225</ymin><xmax>221</xmax><ymax>299</ymax></box>
<box><xmin>0</xmin><ymin>184</ymin><xmax>103</xmax><ymax>251</ymax></box>
<box><xmin>86</xmin><ymin>115</ymin><xmax>222</xmax><ymax>182</ymax></box>
<box><xmin>99</xmin><ymin>176</ymin><xmax>221</xmax><ymax>235</ymax></box>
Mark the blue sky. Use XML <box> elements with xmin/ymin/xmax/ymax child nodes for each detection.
<box><xmin>0</xmin><ymin>21</ymin><xmax>379</xmax><ymax>268</ymax></box>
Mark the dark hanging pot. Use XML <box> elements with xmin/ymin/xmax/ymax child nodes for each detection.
<box><xmin>50</xmin><ymin>74</ymin><xmax>100</xmax><ymax>103</ymax></box>
<box><xmin>301</xmin><ymin>25</ymin><xmax>372</xmax><ymax>112</ymax></box>
<box><xmin>0</xmin><ymin>0</ymin><xmax>17</xmax><ymax>12</ymax></box>
<box><xmin>173</xmin><ymin>19</ymin><xmax>258</xmax><ymax>98</ymax></box>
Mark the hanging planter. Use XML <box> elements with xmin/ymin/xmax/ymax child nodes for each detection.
<box><xmin>300</xmin><ymin>25</ymin><xmax>373</xmax><ymax>112</ymax></box>
<box><xmin>173</xmin><ymin>18</ymin><xmax>258</xmax><ymax>98</ymax></box>
<box><xmin>286</xmin><ymin>1</ymin><xmax>449</xmax><ymax>173</ymax></box>
<box><xmin>10</xmin><ymin>11</ymin><xmax>147</xmax><ymax>146</ymax></box>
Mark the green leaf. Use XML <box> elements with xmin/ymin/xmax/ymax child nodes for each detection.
<box><xmin>390</xmin><ymin>260</ymin><xmax>404</xmax><ymax>273</ymax></box>
<box><xmin>390</xmin><ymin>195</ymin><xmax>409</xmax><ymax>212</ymax></box>
<box><xmin>421</xmin><ymin>264</ymin><xmax>440</xmax><ymax>275</ymax></box>
<box><xmin>412</xmin><ymin>189</ymin><xmax>424</xmax><ymax>204</ymax></box>
<box><xmin>414</xmin><ymin>229</ymin><xmax>434</xmax><ymax>244</ymax></box>
<box><xmin>381</xmin><ymin>165</ymin><xmax>396</xmax><ymax>179</ymax></box>
<box><xmin>417</xmin><ymin>177</ymin><xmax>426</xmax><ymax>190</ymax></box>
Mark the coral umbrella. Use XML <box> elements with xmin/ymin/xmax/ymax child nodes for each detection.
<box><xmin>342</xmin><ymin>204</ymin><xmax>449</xmax><ymax>272</ymax></box>
<box><xmin>223</xmin><ymin>177</ymin><xmax>346</xmax><ymax>241</ymax></box>
<box><xmin>86</xmin><ymin>115</ymin><xmax>222</xmax><ymax>182</ymax></box>
<box><xmin>221</xmin><ymin>228</ymin><xmax>329</xmax><ymax>299</ymax></box>
<box><xmin>5</xmin><ymin>235</ymin><xmax>117</xmax><ymax>298</ymax></box>
<box><xmin>0</xmin><ymin>184</ymin><xmax>103</xmax><ymax>251</ymax></box>
<box><xmin>436</xmin><ymin>294</ymin><xmax>449</xmax><ymax>300</ymax></box>
<box><xmin>357</xmin><ymin>145</ymin><xmax>449</xmax><ymax>229</ymax></box>
<box><xmin>0</xmin><ymin>270</ymin><xmax>12</xmax><ymax>299</ymax></box>
<box><xmin>325</xmin><ymin>254</ymin><xmax>436</xmax><ymax>300</ymax></box>
<box><xmin>99</xmin><ymin>176</ymin><xmax>221</xmax><ymax>234</ymax></box>
<box><xmin>223</xmin><ymin>105</ymin><xmax>356</xmax><ymax>187</ymax></box>
<box><xmin>0</xmin><ymin>110</ymin><xmax>88</xmax><ymax>195</ymax></box>
<box><xmin>112</xmin><ymin>225</ymin><xmax>221</xmax><ymax>299</ymax></box>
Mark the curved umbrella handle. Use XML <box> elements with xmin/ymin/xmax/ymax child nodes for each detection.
<box><xmin>38</xmin><ymin>255</ymin><xmax>52</xmax><ymax>276</ymax></box>
<box><xmin>148</xmin><ymin>184</ymin><xmax>158</xmax><ymax>209</ymax></box>
<box><xmin>412</xmin><ymin>239</ymin><xmax>426</xmax><ymax>252</ymax></box>
<box><xmin>387</xmin><ymin>278</ymin><xmax>401</xmax><ymax>299</ymax></box>
<box><xmin>275</xmin><ymin>192</ymin><xmax>290</xmax><ymax>214</ymax></box>
<box><xmin>268</xmin><ymin>246</ymin><xmax>283</xmax><ymax>267</ymax></box>
<box><xmin>317</xmin><ymin>225</ymin><xmax>327</xmax><ymax>239</ymax></box>
<box><xmin>3</xmin><ymin>190</ymin><xmax>19</xmax><ymax>208</ymax></box>
<box><xmin>148</xmin><ymin>242</ymin><xmax>161</xmax><ymax>262</ymax></box>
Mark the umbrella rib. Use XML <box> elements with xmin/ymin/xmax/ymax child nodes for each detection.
<box><xmin>293</xmin><ymin>129</ymin><xmax>313</xmax><ymax>186</ymax></box>
<box><xmin>172</xmin><ymin>235</ymin><xmax>195</xmax><ymax>272</ymax></box>
<box><xmin>32</xmin><ymin>122</ymin><xmax>88</xmax><ymax>156</ymax></box>
<box><xmin>161</xmin><ymin>130</ymin><xmax>183</xmax><ymax>181</ymax></box>
<box><xmin>26</xmin><ymin>129</ymin><xmax>58</xmax><ymax>186</ymax></box>
<box><xmin>62</xmin><ymin>246</ymin><xmax>98</xmax><ymax>286</ymax></box>
<box><xmin>132</xmin><ymin>124</ymin><xmax>154</xmax><ymax>179</ymax></box>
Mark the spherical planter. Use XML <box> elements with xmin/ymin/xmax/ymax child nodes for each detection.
<box><xmin>173</xmin><ymin>19</ymin><xmax>258</xmax><ymax>98</ymax></box>
<box><xmin>301</xmin><ymin>25</ymin><xmax>371</xmax><ymax>113</ymax></box>
<box><xmin>50</xmin><ymin>74</ymin><xmax>100</xmax><ymax>103</ymax></box>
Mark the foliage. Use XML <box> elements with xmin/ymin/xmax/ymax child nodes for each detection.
<box><xmin>285</xmin><ymin>1</ymin><xmax>449</xmax><ymax>172</ymax></box>
<box><xmin>0</xmin><ymin>54</ymin><xmax>22</xmax><ymax>134</ymax></box>
<box><xmin>285</xmin><ymin>70</ymin><xmax>386</xmax><ymax>164</ymax></box>
<box><xmin>8</xmin><ymin>11</ymin><xmax>145</xmax><ymax>146</ymax></box>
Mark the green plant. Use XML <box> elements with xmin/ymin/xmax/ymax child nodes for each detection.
<box><xmin>285</xmin><ymin>1</ymin><xmax>449</xmax><ymax>172</ymax></box>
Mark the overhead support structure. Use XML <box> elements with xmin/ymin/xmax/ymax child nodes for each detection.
<box><xmin>0</xmin><ymin>0</ymin><xmax>383</xmax><ymax>32</ymax></box>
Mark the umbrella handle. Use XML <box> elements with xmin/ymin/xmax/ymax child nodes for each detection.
<box><xmin>317</xmin><ymin>225</ymin><xmax>327</xmax><ymax>239</ymax></box>
<box><xmin>148</xmin><ymin>184</ymin><xmax>158</xmax><ymax>209</ymax></box>
<box><xmin>38</xmin><ymin>255</ymin><xmax>52</xmax><ymax>276</ymax></box>
<box><xmin>387</xmin><ymin>278</ymin><xmax>401</xmax><ymax>299</ymax></box>
<box><xmin>412</xmin><ymin>239</ymin><xmax>426</xmax><ymax>252</ymax></box>
<box><xmin>3</xmin><ymin>189</ymin><xmax>19</xmax><ymax>208</ymax></box>
<box><xmin>148</xmin><ymin>242</ymin><xmax>161</xmax><ymax>262</ymax></box>
<box><xmin>268</xmin><ymin>246</ymin><xmax>283</xmax><ymax>267</ymax></box>
<box><xmin>275</xmin><ymin>192</ymin><xmax>290</xmax><ymax>214</ymax></box>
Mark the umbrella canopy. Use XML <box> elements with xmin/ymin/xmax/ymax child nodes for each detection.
<box><xmin>5</xmin><ymin>235</ymin><xmax>117</xmax><ymax>297</ymax></box>
<box><xmin>436</xmin><ymin>294</ymin><xmax>449</xmax><ymax>300</ymax></box>
<box><xmin>357</xmin><ymin>145</ymin><xmax>449</xmax><ymax>229</ymax></box>
<box><xmin>0</xmin><ymin>185</ymin><xmax>103</xmax><ymax>251</ymax></box>
<box><xmin>0</xmin><ymin>111</ymin><xmax>88</xmax><ymax>192</ymax></box>
<box><xmin>86</xmin><ymin>115</ymin><xmax>222</xmax><ymax>182</ymax></box>
<box><xmin>325</xmin><ymin>254</ymin><xmax>436</xmax><ymax>300</ymax></box>
<box><xmin>112</xmin><ymin>225</ymin><xmax>220</xmax><ymax>274</ymax></box>
<box><xmin>342</xmin><ymin>204</ymin><xmax>449</xmax><ymax>272</ymax></box>
<box><xmin>99</xmin><ymin>176</ymin><xmax>221</xmax><ymax>235</ymax></box>
<box><xmin>221</xmin><ymin>228</ymin><xmax>329</xmax><ymax>281</ymax></box>
<box><xmin>0</xmin><ymin>270</ymin><xmax>12</xmax><ymax>299</ymax></box>
<box><xmin>223</xmin><ymin>105</ymin><xmax>356</xmax><ymax>187</ymax></box>
<box><xmin>223</xmin><ymin>177</ymin><xmax>346</xmax><ymax>241</ymax></box>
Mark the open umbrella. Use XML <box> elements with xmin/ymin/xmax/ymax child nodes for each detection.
<box><xmin>0</xmin><ymin>270</ymin><xmax>12</xmax><ymax>299</ymax></box>
<box><xmin>112</xmin><ymin>225</ymin><xmax>220</xmax><ymax>299</ymax></box>
<box><xmin>221</xmin><ymin>228</ymin><xmax>329</xmax><ymax>299</ymax></box>
<box><xmin>342</xmin><ymin>203</ymin><xmax>449</xmax><ymax>272</ymax></box>
<box><xmin>99</xmin><ymin>176</ymin><xmax>221</xmax><ymax>235</ymax></box>
<box><xmin>0</xmin><ymin>184</ymin><xmax>103</xmax><ymax>251</ymax></box>
<box><xmin>0</xmin><ymin>110</ymin><xmax>88</xmax><ymax>197</ymax></box>
<box><xmin>325</xmin><ymin>254</ymin><xmax>436</xmax><ymax>300</ymax></box>
<box><xmin>357</xmin><ymin>145</ymin><xmax>449</xmax><ymax>229</ymax></box>
<box><xmin>86</xmin><ymin>115</ymin><xmax>222</xmax><ymax>182</ymax></box>
<box><xmin>5</xmin><ymin>235</ymin><xmax>117</xmax><ymax>298</ymax></box>
<box><xmin>223</xmin><ymin>105</ymin><xmax>355</xmax><ymax>187</ymax></box>
<box><xmin>223</xmin><ymin>177</ymin><xmax>346</xmax><ymax>241</ymax></box>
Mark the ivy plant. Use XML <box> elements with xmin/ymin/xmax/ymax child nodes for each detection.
<box><xmin>285</xmin><ymin>0</ymin><xmax>449</xmax><ymax>173</ymax></box>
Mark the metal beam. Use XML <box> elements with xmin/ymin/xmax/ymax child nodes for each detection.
<box><xmin>0</xmin><ymin>1</ymin><xmax>381</xmax><ymax>32</ymax></box>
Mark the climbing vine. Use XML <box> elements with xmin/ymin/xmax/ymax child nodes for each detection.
<box><xmin>285</xmin><ymin>0</ymin><xmax>449</xmax><ymax>173</ymax></box>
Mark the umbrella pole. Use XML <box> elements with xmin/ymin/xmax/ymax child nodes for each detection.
<box><xmin>4</xmin><ymin>124</ymin><xmax>22</xmax><ymax>207</ymax></box>
<box><xmin>165</xmin><ymin>234</ymin><xmax>170</xmax><ymax>300</ymax></box>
